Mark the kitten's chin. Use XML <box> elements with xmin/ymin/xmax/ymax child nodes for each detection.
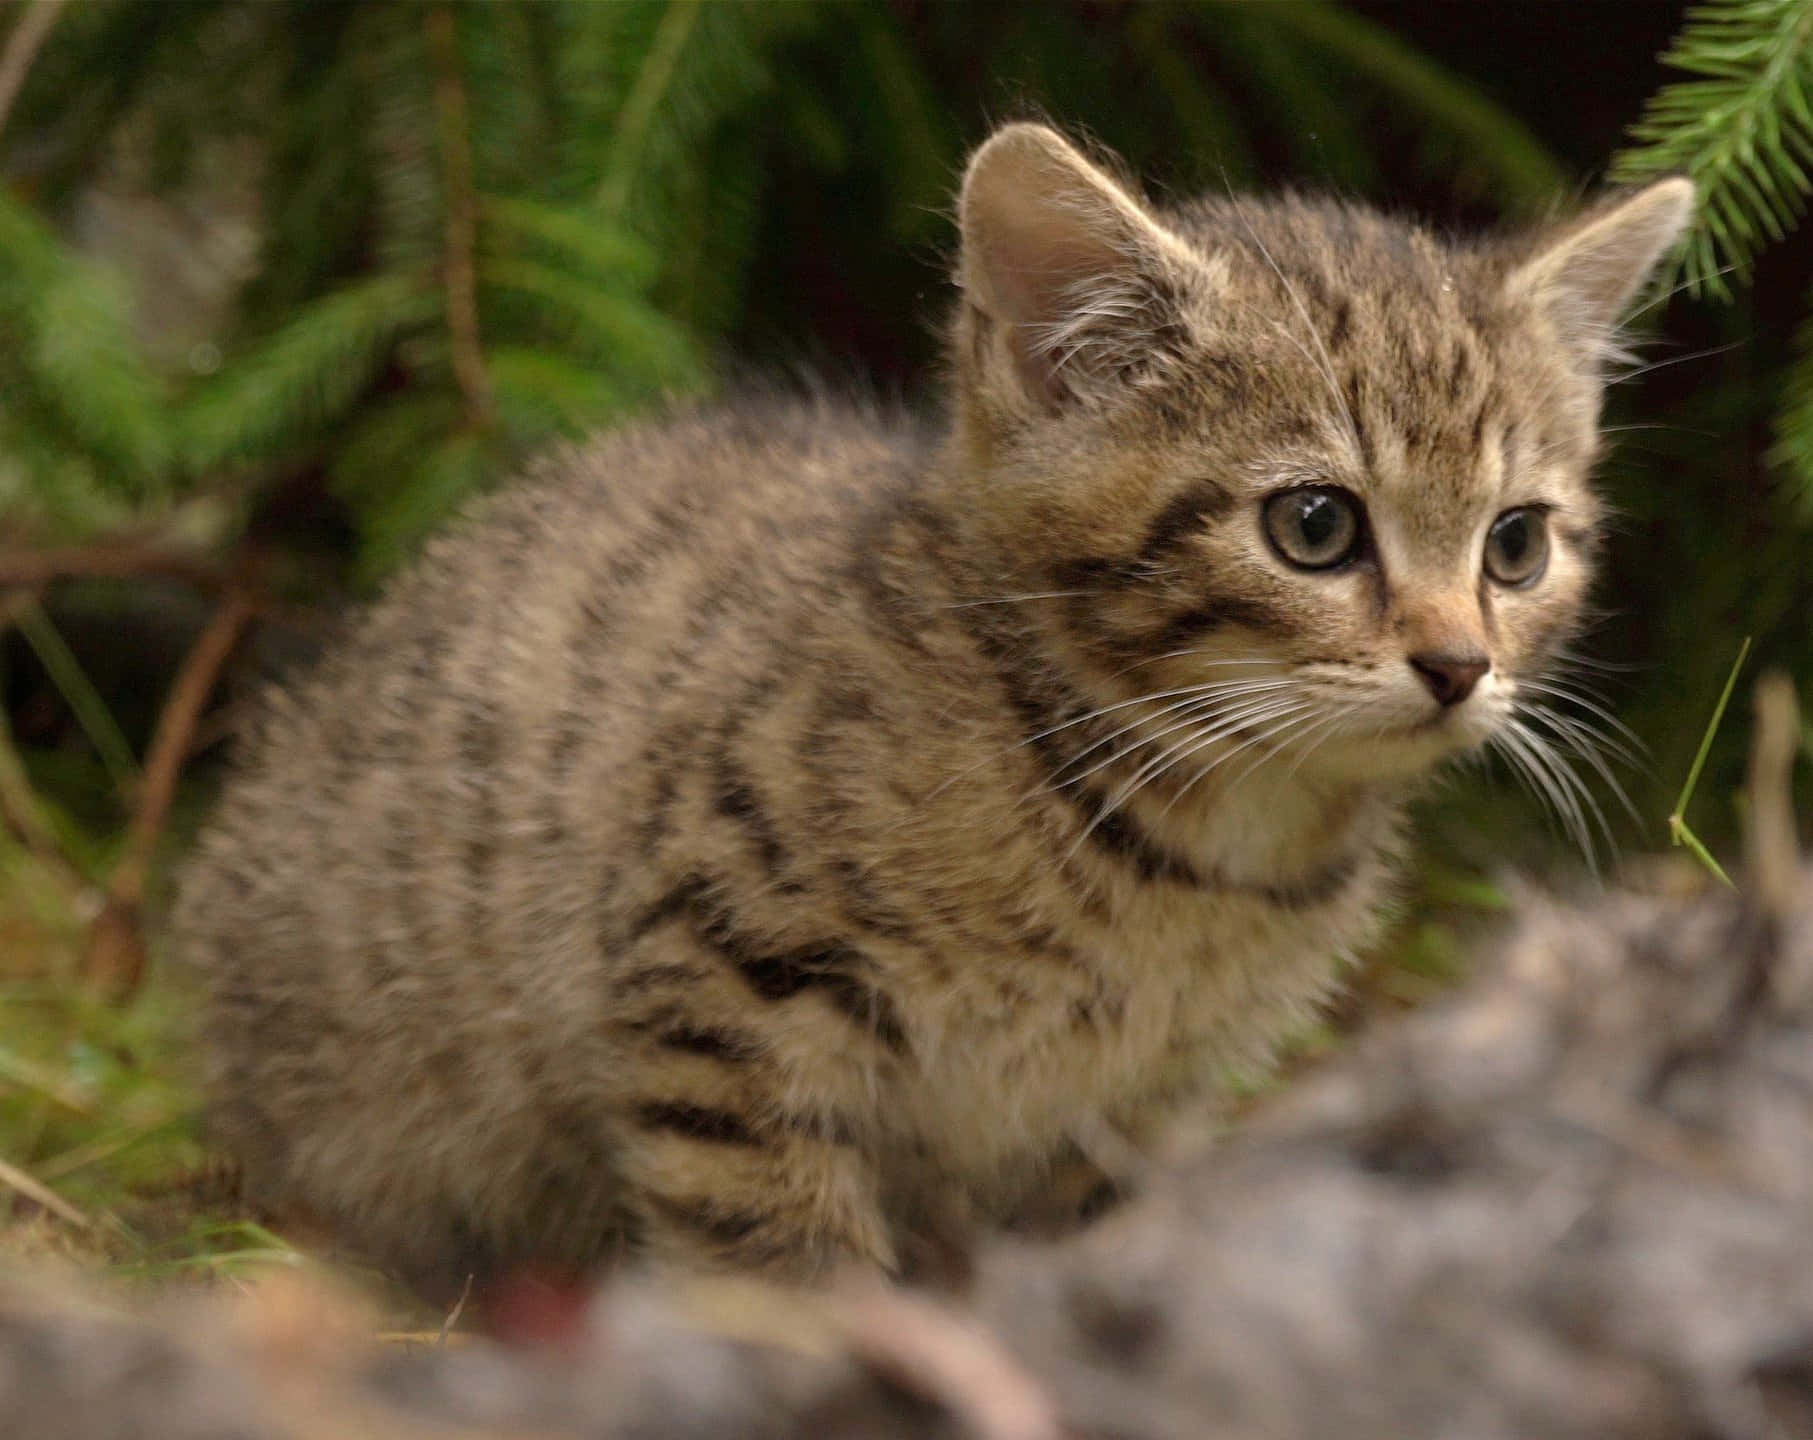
<box><xmin>1305</xmin><ymin>709</ymin><xmax>1496</xmax><ymax>782</ymax></box>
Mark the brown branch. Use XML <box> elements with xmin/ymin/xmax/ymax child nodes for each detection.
<box><xmin>0</xmin><ymin>542</ymin><xmax>230</xmax><ymax>594</ymax></box>
<box><xmin>1747</xmin><ymin>671</ymin><xmax>1801</xmax><ymax>920</ymax></box>
<box><xmin>0</xmin><ymin>0</ymin><xmax>65</xmax><ymax>144</ymax></box>
<box><xmin>84</xmin><ymin>583</ymin><xmax>256</xmax><ymax>996</ymax></box>
<box><xmin>425</xmin><ymin>3</ymin><xmax>491</xmax><ymax>428</ymax></box>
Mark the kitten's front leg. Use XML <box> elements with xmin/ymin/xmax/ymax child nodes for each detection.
<box><xmin>614</xmin><ymin>1119</ymin><xmax>898</xmax><ymax>1282</ymax></box>
<box><xmin>1012</xmin><ymin>1061</ymin><xmax>1223</xmax><ymax>1236</ymax></box>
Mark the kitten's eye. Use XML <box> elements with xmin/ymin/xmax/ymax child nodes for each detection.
<box><xmin>1483</xmin><ymin>507</ymin><xmax>1550</xmax><ymax>587</ymax></box>
<box><xmin>1263</xmin><ymin>486</ymin><xmax>1363</xmax><ymax>571</ymax></box>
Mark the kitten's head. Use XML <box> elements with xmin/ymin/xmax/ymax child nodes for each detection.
<box><xmin>949</xmin><ymin>122</ymin><xmax>1691</xmax><ymax>794</ymax></box>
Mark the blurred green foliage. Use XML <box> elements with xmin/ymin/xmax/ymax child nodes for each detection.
<box><xmin>0</xmin><ymin>0</ymin><xmax>1808</xmax><ymax>905</ymax></box>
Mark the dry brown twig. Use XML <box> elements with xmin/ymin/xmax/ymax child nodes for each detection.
<box><xmin>0</xmin><ymin>543</ymin><xmax>230</xmax><ymax>596</ymax></box>
<box><xmin>0</xmin><ymin>0</ymin><xmax>65</xmax><ymax>143</ymax></box>
<box><xmin>84</xmin><ymin>583</ymin><xmax>257</xmax><ymax>995</ymax></box>
<box><xmin>0</xmin><ymin>1155</ymin><xmax>89</xmax><ymax>1231</ymax></box>
<box><xmin>1746</xmin><ymin>670</ymin><xmax>1801</xmax><ymax>922</ymax></box>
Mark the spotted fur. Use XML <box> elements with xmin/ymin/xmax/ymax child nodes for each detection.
<box><xmin>174</xmin><ymin>124</ymin><xmax>1692</xmax><ymax>1295</ymax></box>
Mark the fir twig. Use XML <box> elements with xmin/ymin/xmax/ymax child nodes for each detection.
<box><xmin>425</xmin><ymin>3</ymin><xmax>491</xmax><ymax>428</ymax></box>
<box><xmin>598</xmin><ymin>0</ymin><xmax>702</xmax><ymax>219</ymax></box>
<box><xmin>1611</xmin><ymin>0</ymin><xmax>1813</xmax><ymax>299</ymax></box>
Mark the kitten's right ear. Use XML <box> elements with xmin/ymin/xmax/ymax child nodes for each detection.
<box><xmin>1506</xmin><ymin>176</ymin><xmax>1695</xmax><ymax>373</ymax></box>
<box><xmin>958</xmin><ymin>124</ymin><xmax>1192</xmax><ymax>408</ymax></box>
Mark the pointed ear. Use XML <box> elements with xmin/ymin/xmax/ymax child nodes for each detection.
<box><xmin>958</xmin><ymin>123</ymin><xmax>1194</xmax><ymax>407</ymax></box>
<box><xmin>1506</xmin><ymin>177</ymin><xmax>1695</xmax><ymax>370</ymax></box>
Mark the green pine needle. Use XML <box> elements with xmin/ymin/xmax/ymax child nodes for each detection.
<box><xmin>182</xmin><ymin>274</ymin><xmax>439</xmax><ymax>474</ymax></box>
<box><xmin>1612</xmin><ymin>0</ymin><xmax>1813</xmax><ymax>300</ymax></box>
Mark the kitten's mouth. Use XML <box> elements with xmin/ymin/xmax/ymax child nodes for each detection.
<box><xmin>1408</xmin><ymin>708</ymin><xmax>1459</xmax><ymax>735</ymax></box>
<box><xmin>1402</xmin><ymin>705</ymin><xmax>1502</xmax><ymax>753</ymax></box>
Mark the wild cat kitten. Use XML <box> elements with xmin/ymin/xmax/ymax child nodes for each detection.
<box><xmin>175</xmin><ymin>123</ymin><xmax>1691</xmax><ymax>1295</ymax></box>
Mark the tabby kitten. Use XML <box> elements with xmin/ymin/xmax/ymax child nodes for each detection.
<box><xmin>175</xmin><ymin>123</ymin><xmax>1692</xmax><ymax>1295</ymax></box>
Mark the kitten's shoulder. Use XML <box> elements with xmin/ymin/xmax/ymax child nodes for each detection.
<box><xmin>491</xmin><ymin>388</ymin><xmax>932</xmax><ymax>531</ymax></box>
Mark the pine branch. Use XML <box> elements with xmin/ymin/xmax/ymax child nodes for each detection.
<box><xmin>1612</xmin><ymin>0</ymin><xmax>1813</xmax><ymax>299</ymax></box>
<box><xmin>478</xmin><ymin>193</ymin><xmax>656</xmax><ymax>290</ymax></box>
<box><xmin>596</xmin><ymin>0</ymin><xmax>703</xmax><ymax>221</ymax></box>
<box><xmin>0</xmin><ymin>193</ymin><xmax>172</xmax><ymax>494</ymax></box>
<box><xmin>182</xmin><ymin>272</ymin><xmax>436</xmax><ymax>474</ymax></box>
<box><xmin>486</xmin><ymin>344</ymin><xmax>626</xmax><ymax>441</ymax></box>
<box><xmin>354</xmin><ymin>426</ymin><xmax>490</xmax><ymax>579</ymax></box>
<box><xmin>479</xmin><ymin>256</ymin><xmax>697</xmax><ymax>385</ymax></box>
<box><xmin>361</xmin><ymin>2</ymin><xmax>442</xmax><ymax>273</ymax></box>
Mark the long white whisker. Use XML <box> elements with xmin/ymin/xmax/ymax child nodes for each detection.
<box><xmin>1064</xmin><ymin>700</ymin><xmax>1316</xmax><ymax>860</ymax></box>
<box><xmin>1036</xmin><ymin>682</ymin><xmax>1297</xmax><ymax>794</ymax></box>
<box><xmin>1520</xmin><ymin>699</ymin><xmax>1644</xmax><ymax>772</ymax></box>
<box><xmin>941</xmin><ymin>590</ymin><xmax>1096</xmax><ymax>609</ymax></box>
<box><xmin>1282</xmin><ymin>706</ymin><xmax>1348</xmax><ymax>781</ymax></box>
<box><xmin>1103</xmin><ymin>651</ymin><xmax>1278</xmax><ymax>683</ymax></box>
<box><xmin>1499</xmin><ymin>719</ymin><xmax>1602</xmax><ymax>870</ymax></box>
<box><xmin>918</xmin><ymin>672</ymin><xmax>1292</xmax><ymax>806</ymax></box>
<box><xmin>1154</xmin><ymin>706</ymin><xmax>1323</xmax><ymax>823</ymax></box>
<box><xmin>1531</xmin><ymin>727</ymin><xmax>1616</xmax><ymax>866</ymax></box>
<box><xmin>1623</xmin><ymin>263</ymin><xmax>1739</xmax><ymax>320</ymax></box>
<box><xmin>1490</xmin><ymin>727</ymin><xmax>1582</xmax><ymax>863</ymax></box>
<box><xmin>1519</xmin><ymin>705</ymin><xmax>1645</xmax><ymax>832</ymax></box>
<box><xmin>1220</xmin><ymin>704</ymin><xmax>1334</xmax><ymax>798</ymax></box>
<box><xmin>1609</xmin><ymin>339</ymin><xmax>1742</xmax><ymax>384</ymax></box>
<box><xmin>1518</xmin><ymin>677</ymin><xmax>1648</xmax><ymax>755</ymax></box>
<box><xmin>1104</xmin><ymin>697</ymin><xmax>1314</xmax><ymax>811</ymax></box>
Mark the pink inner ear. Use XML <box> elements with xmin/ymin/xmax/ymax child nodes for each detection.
<box><xmin>975</xmin><ymin>201</ymin><xmax>1127</xmax><ymax>332</ymax></box>
<box><xmin>966</xmin><ymin>192</ymin><xmax>1148</xmax><ymax>402</ymax></box>
<box><xmin>959</xmin><ymin>126</ymin><xmax>1184</xmax><ymax>405</ymax></box>
<box><xmin>1513</xmin><ymin>178</ymin><xmax>1694</xmax><ymax>355</ymax></box>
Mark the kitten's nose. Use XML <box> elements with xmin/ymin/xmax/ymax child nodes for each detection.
<box><xmin>1409</xmin><ymin>652</ymin><xmax>1490</xmax><ymax>707</ymax></box>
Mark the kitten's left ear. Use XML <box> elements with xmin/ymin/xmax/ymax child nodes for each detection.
<box><xmin>1506</xmin><ymin>177</ymin><xmax>1695</xmax><ymax>369</ymax></box>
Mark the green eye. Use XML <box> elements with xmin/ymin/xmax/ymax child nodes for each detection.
<box><xmin>1263</xmin><ymin>486</ymin><xmax>1363</xmax><ymax>571</ymax></box>
<box><xmin>1484</xmin><ymin>507</ymin><xmax>1550</xmax><ymax>586</ymax></box>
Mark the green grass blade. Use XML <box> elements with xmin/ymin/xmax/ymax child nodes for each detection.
<box><xmin>1666</xmin><ymin>634</ymin><xmax>1752</xmax><ymax>884</ymax></box>
<box><xmin>11</xmin><ymin>600</ymin><xmax>139</xmax><ymax>800</ymax></box>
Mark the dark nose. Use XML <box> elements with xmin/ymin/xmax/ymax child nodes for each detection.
<box><xmin>1409</xmin><ymin>652</ymin><xmax>1490</xmax><ymax>707</ymax></box>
